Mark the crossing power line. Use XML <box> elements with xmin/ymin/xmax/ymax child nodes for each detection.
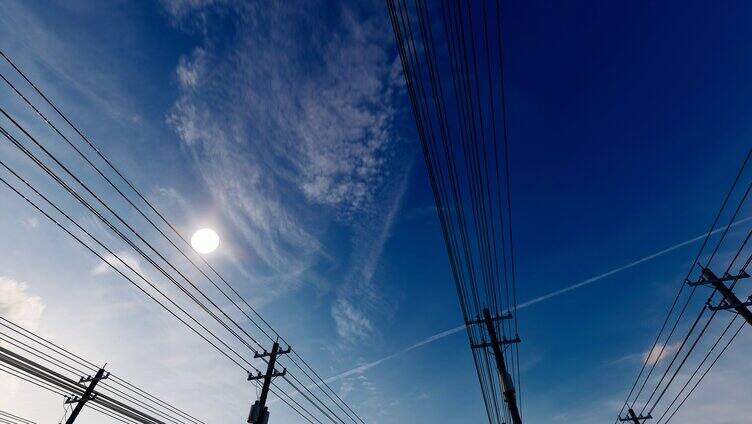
<box><xmin>386</xmin><ymin>0</ymin><xmax>523</xmax><ymax>422</ymax></box>
<box><xmin>614</xmin><ymin>148</ymin><xmax>752</xmax><ymax>423</ymax></box>
<box><xmin>0</xmin><ymin>317</ymin><xmax>204</xmax><ymax>424</ymax></box>
<box><xmin>0</xmin><ymin>316</ymin><xmax>202</xmax><ymax>424</ymax></box>
<box><xmin>0</xmin><ymin>409</ymin><xmax>36</xmax><ymax>424</ymax></box>
<box><xmin>0</xmin><ymin>49</ymin><xmax>363</xmax><ymax>424</ymax></box>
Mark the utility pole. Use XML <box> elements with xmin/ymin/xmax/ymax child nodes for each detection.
<box><xmin>65</xmin><ymin>366</ymin><xmax>109</xmax><ymax>424</ymax></box>
<box><xmin>247</xmin><ymin>341</ymin><xmax>290</xmax><ymax>424</ymax></box>
<box><xmin>618</xmin><ymin>408</ymin><xmax>652</xmax><ymax>423</ymax></box>
<box><xmin>687</xmin><ymin>268</ymin><xmax>752</xmax><ymax>326</ymax></box>
<box><xmin>469</xmin><ymin>308</ymin><xmax>522</xmax><ymax>424</ymax></box>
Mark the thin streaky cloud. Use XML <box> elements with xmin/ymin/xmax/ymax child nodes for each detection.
<box><xmin>321</xmin><ymin>216</ymin><xmax>752</xmax><ymax>384</ymax></box>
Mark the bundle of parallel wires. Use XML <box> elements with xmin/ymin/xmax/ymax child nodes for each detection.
<box><xmin>386</xmin><ymin>1</ymin><xmax>523</xmax><ymax>423</ymax></box>
<box><xmin>614</xmin><ymin>148</ymin><xmax>752</xmax><ymax>424</ymax></box>
<box><xmin>0</xmin><ymin>49</ymin><xmax>366</xmax><ymax>424</ymax></box>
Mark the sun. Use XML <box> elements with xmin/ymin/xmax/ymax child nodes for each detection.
<box><xmin>191</xmin><ymin>228</ymin><xmax>220</xmax><ymax>254</ymax></box>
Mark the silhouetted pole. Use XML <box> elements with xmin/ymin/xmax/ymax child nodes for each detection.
<box><xmin>688</xmin><ymin>268</ymin><xmax>752</xmax><ymax>325</ymax></box>
<box><xmin>469</xmin><ymin>308</ymin><xmax>522</xmax><ymax>424</ymax></box>
<box><xmin>66</xmin><ymin>366</ymin><xmax>109</xmax><ymax>424</ymax></box>
<box><xmin>618</xmin><ymin>408</ymin><xmax>652</xmax><ymax>423</ymax></box>
<box><xmin>247</xmin><ymin>341</ymin><xmax>290</xmax><ymax>424</ymax></box>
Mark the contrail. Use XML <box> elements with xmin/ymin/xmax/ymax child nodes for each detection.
<box><xmin>322</xmin><ymin>216</ymin><xmax>752</xmax><ymax>385</ymax></box>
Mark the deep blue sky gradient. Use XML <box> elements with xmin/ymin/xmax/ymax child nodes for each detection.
<box><xmin>0</xmin><ymin>1</ymin><xmax>751</xmax><ymax>423</ymax></box>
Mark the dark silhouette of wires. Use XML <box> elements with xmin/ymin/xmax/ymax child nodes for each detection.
<box><xmin>0</xmin><ymin>316</ymin><xmax>201</xmax><ymax>424</ymax></box>
<box><xmin>386</xmin><ymin>0</ymin><xmax>522</xmax><ymax>422</ymax></box>
<box><xmin>614</xmin><ymin>147</ymin><xmax>752</xmax><ymax>423</ymax></box>
<box><xmin>0</xmin><ymin>140</ymin><xmax>320</xmax><ymax>424</ymax></box>
<box><xmin>0</xmin><ymin>409</ymin><xmax>36</xmax><ymax>424</ymax></box>
<box><xmin>0</xmin><ymin>48</ymin><xmax>363</xmax><ymax>424</ymax></box>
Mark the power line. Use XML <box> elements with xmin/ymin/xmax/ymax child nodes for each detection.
<box><xmin>0</xmin><ymin>156</ymin><xmax>326</xmax><ymax>424</ymax></box>
<box><xmin>614</xmin><ymin>148</ymin><xmax>752</xmax><ymax>423</ymax></box>
<box><xmin>0</xmin><ymin>322</ymin><xmax>192</xmax><ymax>424</ymax></box>
<box><xmin>0</xmin><ymin>317</ymin><xmax>208</xmax><ymax>423</ymax></box>
<box><xmin>654</xmin><ymin>313</ymin><xmax>743</xmax><ymax>423</ymax></box>
<box><xmin>386</xmin><ymin>0</ymin><xmax>522</xmax><ymax>421</ymax></box>
<box><xmin>0</xmin><ymin>344</ymin><xmax>165</xmax><ymax>423</ymax></box>
<box><xmin>635</xmin><ymin>180</ymin><xmax>752</xmax><ymax>417</ymax></box>
<box><xmin>661</xmin><ymin>320</ymin><xmax>745</xmax><ymax>423</ymax></box>
<box><xmin>0</xmin><ymin>410</ymin><xmax>35</xmax><ymax>424</ymax></box>
<box><xmin>0</xmin><ymin>316</ymin><xmax>202</xmax><ymax>424</ymax></box>
<box><xmin>0</xmin><ymin>49</ymin><xmax>364</xmax><ymax>424</ymax></box>
<box><xmin>0</xmin><ymin>156</ymin><xmax>323</xmax><ymax>423</ymax></box>
<box><xmin>0</xmin><ymin>80</ymin><xmax>350</xmax><ymax>423</ymax></box>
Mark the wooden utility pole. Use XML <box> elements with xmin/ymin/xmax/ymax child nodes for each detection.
<box><xmin>66</xmin><ymin>366</ymin><xmax>109</xmax><ymax>424</ymax></box>
<box><xmin>618</xmin><ymin>408</ymin><xmax>652</xmax><ymax>424</ymax></box>
<box><xmin>469</xmin><ymin>308</ymin><xmax>522</xmax><ymax>424</ymax></box>
<box><xmin>688</xmin><ymin>268</ymin><xmax>752</xmax><ymax>325</ymax></box>
<box><xmin>247</xmin><ymin>341</ymin><xmax>290</xmax><ymax>424</ymax></box>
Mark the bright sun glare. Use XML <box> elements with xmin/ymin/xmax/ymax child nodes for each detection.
<box><xmin>191</xmin><ymin>228</ymin><xmax>220</xmax><ymax>254</ymax></box>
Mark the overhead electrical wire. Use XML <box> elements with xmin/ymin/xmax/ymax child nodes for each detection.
<box><xmin>614</xmin><ymin>148</ymin><xmax>752</xmax><ymax>423</ymax></box>
<box><xmin>0</xmin><ymin>136</ymin><xmax>322</xmax><ymax>424</ymax></box>
<box><xmin>0</xmin><ymin>344</ymin><xmax>165</xmax><ymax>423</ymax></box>
<box><xmin>660</xmin><ymin>320</ymin><xmax>745</xmax><ymax>424</ymax></box>
<box><xmin>637</xmin><ymin>185</ymin><xmax>752</xmax><ymax>417</ymax></box>
<box><xmin>0</xmin><ymin>126</ymin><xmax>329</xmax><ymax>424</ymax></box>
<box><xmin>0</xmin><ymin>315</ymin><xmax>321</xmax><ymax>424</ymax></box>
<box><xmin>0</xmin><ymin>319</ymin><xmax>195</xmax><ymax>424</ymax></box>
<box><xmin>0</xmin><ymin>410</ymin><xmax>35</xmax><ymax>424</ymax></box>
<box><xmin>0</xmin><ymin>49</ymin><xmax>363</xmax><ymax>424</ymax></box>
<box><xmin>0</xmin><ymin>60</ymin><xmax>352</xmax><ymax>424</ymax></box>
<box><xmin>654</xmin><ymin>313</ymin><xmax>742</xmax><ymax>424</ymax></box>
<box><xmin>386</xmin><ymin>0</ymin><xmax>521</xmax><ymax>422</ymax></box>
<box><xmin>0</xmin><ymin>143</ymin><xmax>322</xmax><ymax>424</ymax></box>
<box><xmin>613</xmin><ymin>148</ymin><xmax>751</xmax><ymax>422</ymax></box>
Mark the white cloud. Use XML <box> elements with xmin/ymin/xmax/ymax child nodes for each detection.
<box><xmin>164</xmin><ymin>0</ymin><xmax>407</xmax><ymax>308</ymax></box>
<box><xmin>167</xmin><ymin>2</ymin><xmax>401</xmax><ymax>217</ymax></box>
<box><xmin>0</xmin><ymin>277</ymin><xmax>45</xmax><ymax>330</ymax></box>
<box><xmin>176</xmin><ymin>48</ymin><xmax>206</xmax><ymax>88</ymax></box>
<box><xmin>92</xmin><ymin>251</ymin><xmax>144</xmax><ymax>276</ymax></box>
<box><xmin>643</xmin><ymin>342</ymin><xmax>681</xmax><ymax>366</ymax></box>
<box><xmin>23</xmin><ymin>217</ymin><xmax>39</xmax><ymax>229</ymax></box>
<box><xmin>160</xmin><ymin>0</ymin><xmax>227</xmax><ymax>24</ymax></box>
<box><xmin>0</xmin><ymin>277</ymin><xmax>45</xmax><ymax>414</ymax></box>
<box><xmin>329</xmin><ymin>162</ymin><xmax>411</xmax><ymax>342</ymax></box>
<box><xmin>292</xmin><ymin>10</ymin><xmax>402</xmax><ymax>216</ymax></box>
<box><xmin>331</xmin><ymin>298</ymin><xmax>373</xmax><ymax>341</ymax></box>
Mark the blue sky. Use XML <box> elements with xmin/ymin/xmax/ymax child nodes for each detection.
<box><xmin>0</xmin><ymin>0</ymin><xmax>751</xmax><ymax>423</ymax></box>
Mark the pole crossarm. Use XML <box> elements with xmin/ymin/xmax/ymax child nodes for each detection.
<box><xmin>466</xmin><ymin>312</ymin><xmax>513</xmax><ymax>326</ymax></box>
<box><xmin>685</xmin><ymin>269</ymin><xmax>750</xmax><ymax>287</ymax></box>
<box><xmin>248</xmin><ymin>369</ymin><xmax>287</xmax><ymax>381</ymax></box>
<box><xmin>470</xmin><ymin>337</ymin><xmax>521</xmax><ymax>350</ymax></box>
<box><xmin>708</xmin><ymin>297</ymin><xmax>752</xmax><ymax>312</ymax></box>
<box><xmin>618</xmin><ymin>409</ymin><xmax>652</xmax><ymax>423</ymax></box>
<box><xmin>66</xmin><ymin>367</ymin><xmax>109</xmax><ymax>424</ymax></box>
<box><xmin>79</xmin><ymin>370</ymin><xmax>111</xmax><ymax>384</ymax></box>
<box><xmin>247</xmin><ymin>342</ymin><xmax>290</xmax><ymax>424</ymax></box>
<box><xmin>64</xmin><ymin>394</ymin><xmax>97</xmax><ymax>404</ymax></box>
<box><xmin>254</xmin><ymin>347</ymin><xmax>291</xmax><ymax>359</ymax></box>
<box><xmin>0</xmin><ymin>346</ymin><xmax>164</xmax><ymax>424</ymax></box>
<box><xmin>467</xmin><ymin>308</ymin><xmax>523</xmax><ymax>424</ymax></box>
<box><xmin>688</xmin><ymin>267</ymin><xmax>752</xmax><ymax>325</ymax></box>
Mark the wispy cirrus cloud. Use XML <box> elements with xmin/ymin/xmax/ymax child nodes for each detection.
<box><xmin>332</xmin><ymin>161</ymin><xmax>412</xmax><ymax>342</ymax></box>
<box><xmin>331</xmin><ymin>298</ymin><xmax>374</xmax><ymax>341</ymax></box>
<box><xmin>92</xmin><ymin>251</ymin><xmax>144</xmax><ymax>277</ymax></box>
<box><xmin>163</xmin><ymin>0</ymin><xmax>408</xmax><ymax>337</ymax></box>
<box><xmin>643</xmin><ymin>342</ymin><xmax>681</xmax><ymax>366</ymax></box>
